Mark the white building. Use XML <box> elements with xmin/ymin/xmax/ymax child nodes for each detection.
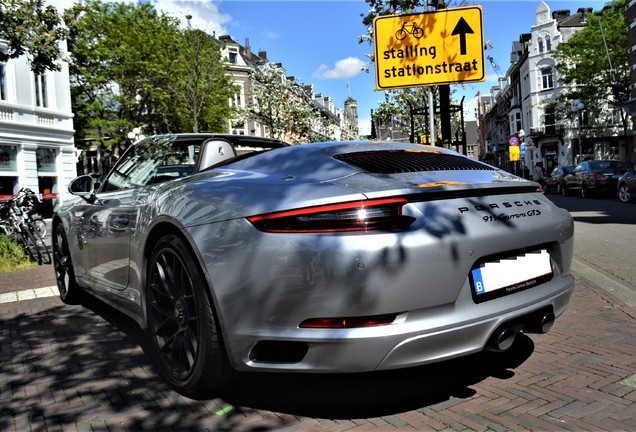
<box><xmin>0</xmin><ymin>40</ymin><xmax>76</xmax><ymax>214</ymax></box>
<box><xmin>522</xmin><ymin>2</ymin><xmax>588</xmax><ymax>172</ymax></box>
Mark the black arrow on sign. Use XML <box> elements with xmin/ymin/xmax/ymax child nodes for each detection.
<box><xmin>451</xmin><ymin>17</ymin><xmax>474</xmax><ymax>55</ymax></box>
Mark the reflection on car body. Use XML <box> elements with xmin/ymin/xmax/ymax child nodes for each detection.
<box><xmin>53</xmin><ymin>134</ymin><xmax>575</xmax><ymax>399</ymax></box>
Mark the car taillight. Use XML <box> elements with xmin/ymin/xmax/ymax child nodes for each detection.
<box><xmin>299</xmin><ymin>313</ymin><xmax>399</xmax><ymax>328</ymax></box>
<box><xmin>247</xmin><ymin>198</ymin><xmax>415</xmax><ymax>233</ymax></box>
<box><xmin>593</xmin><ymin>173</ymin><xmax>605</xmax><ymax>181</ymax></box>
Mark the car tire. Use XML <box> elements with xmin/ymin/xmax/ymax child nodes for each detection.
<box><xmin>146</xmin><ymin>234</ymin><xmax>231</xmax><ymax>399</ymax></box>
<box><xmin>618</xmin><ymin>183</ymin><xmax>632</xmax><ymax>203</ymax></box>
<box><xmin>581</xmin><ymin>184</ymin><xmax>589</xmax><ymax>198</ymax></box>
<box><xmin>53</xmin><ymin>224</ymin><xmax>83</xmax><ymax>304</ymax></box>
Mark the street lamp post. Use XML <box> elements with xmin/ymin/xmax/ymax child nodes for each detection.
<box><xmin>571</xmin><ymin>99</ymin><xmax>584</xmax><ymax>165</ymax></box>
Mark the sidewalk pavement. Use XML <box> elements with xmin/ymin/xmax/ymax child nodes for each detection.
<box><xmin>0</xmin><ymin>267</ymin><xmax>635</xmax><ymax>431</ymax></box>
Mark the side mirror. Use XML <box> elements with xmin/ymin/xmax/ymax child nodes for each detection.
<box><xmin>68</xmin><ymin>175</ymin><xmax>95</xmax><ymax>202</ymax></box>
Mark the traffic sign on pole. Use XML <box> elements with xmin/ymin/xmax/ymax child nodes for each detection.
<box><xmin>373</xmin><ymin>6</ymin><xmax>485</xmax><ymax>90</ymax></box>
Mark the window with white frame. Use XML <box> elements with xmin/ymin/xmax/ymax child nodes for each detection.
<box><xmin>509</xmin><ymin>110</ymin><xmax>522</xmax><ymax>134</ymax></box>
<box><xmin>545</xmin><ymin>36</ymin><xmax>552</xmax><ymax>51</ymax></box>
<box><xmin>230</xmin><ymin>82</ymin><xmax>245</xmax><ymax>109</ymax></box>
<box><xmin>538</xmin><ymin>37</ymin><xmax>544</xmax><ymax>53</ymax></box>
<box><xmin>228</xmin><ymin>47</ymin><xmax>238</xmax><ymax>64</ymax></box>
<box><xmin>34</xmin><ymin>73</ymin><xmax>48</xmax><ymax>108</ymax></box>
<box><xmin>540</xmin><ymin>66</ymin><xmax>554</xmax><ymax>90</ymax></box>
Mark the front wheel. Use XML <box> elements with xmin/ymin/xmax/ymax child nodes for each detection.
<box><xmin>618</xmin><ymin>183</ymin><xmax>632</xmax><ymax>203</ymax></box>
<box><xmin>53</xmin><ymin>224</ymin><xmax>83</xmax><ymax>304</ymax></box>
<box><xmin>146</xmin><ymin>235</ymin><xmax>231</xmax><ymax>399</ymax></box>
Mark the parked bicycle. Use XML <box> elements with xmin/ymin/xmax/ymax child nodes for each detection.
<box><xmin>0</xmin><ymin>199</ymin><xmax>51</xmax><ymax>265</ymax></box>
<box><xmin>17</xmin><ymin>188</ymin><xmax>47</xmax><ymax>237</ymax></box>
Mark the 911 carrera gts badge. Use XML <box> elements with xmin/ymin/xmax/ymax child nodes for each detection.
<box><xmin>457</xmin><ymin>199</ymin><xmax>543</xmax><ymax>214</ymax></box>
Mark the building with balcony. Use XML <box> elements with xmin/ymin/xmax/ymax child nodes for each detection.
<box><xmin>0</xmin><ymin>40</ymin><xmax>76</xmax><ymax>213</ymax></box>
<box><xmin>215</xmin><ymin>35</ymin><xmax>349</xmax><ymax>142</ymax></box>
<box><xmin>478</xmin><ymin>1</ymin><xmax>632</xmax><ymax>177</ymax></box>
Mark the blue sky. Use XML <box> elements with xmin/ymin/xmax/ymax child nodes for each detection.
<box><xmin>52</xmin><ymin>0</ymin><xmax>610</xmax><ymax>135</ymax></box>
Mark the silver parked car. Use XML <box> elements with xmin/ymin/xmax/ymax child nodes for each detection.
<box><xmin>53</xmin><ymin>134</ymin><xmax>575</xmax><ymax>399</ymax></box>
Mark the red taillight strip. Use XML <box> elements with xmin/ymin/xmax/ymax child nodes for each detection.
<box><xmin>299</xmin><ymin>313</ymin><xmax>399</xmax><ymax>329</ymax></box>
<box><xmin>248</xmin><ymin>197</ymin><xmax>407</xmax><ymax>222</ymax></box>
<box><xmin>247</xmin><ymin>197</ymin><xmax>413</xmax><ymax>233</ymax></box>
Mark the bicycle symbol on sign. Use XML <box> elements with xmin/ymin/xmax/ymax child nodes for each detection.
<box><xmin>395</xmin><ymin>22</ymin><xmax>424</xmax><ymax>40</ymax></box>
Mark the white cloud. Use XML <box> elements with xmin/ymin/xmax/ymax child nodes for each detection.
<box><xmin>47</xmin><ymin>0</ymin><xmax>231</xmax><ymax>35</ymax></box>
<box><xmin>313</xmin><ymin>57</ymin><xmax>368</xmax><ymax>80</ymax></box>
<box><xmin>153</xmin><ymin>0</ymin><xmax>231</xmax><ymax>34</ymax></box>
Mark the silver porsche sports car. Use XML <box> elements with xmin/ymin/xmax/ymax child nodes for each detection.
<box><xmin>53</xmin><ymin>134</ymin><xmax>575</xmax><ymax>399</ymax></box>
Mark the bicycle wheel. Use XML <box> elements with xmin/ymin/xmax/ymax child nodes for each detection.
<box><xmin>20</xmin><ymin>225</ymin><xmax>43</xmax><ymax>264</ymax></box>
<box><xmin>30</xmin><ymin>223</ymin><xmax>51</xmax><ymax>265</ymax></box>
<box><xmin>412</xmin><ymin>27</ymin><xmax>424</xmax><ymax>38</ymax></box>
<box><xmin>395</xmin><ymin>29</ymin><xmax>407</xmax><ymax>40</ymax></box>
<box><xmin>33</xmin><ymin>218</ymin><xmax>47</xmax><ymax>238</ymax></box>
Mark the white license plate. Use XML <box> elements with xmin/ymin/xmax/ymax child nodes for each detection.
<box><xmin>470</xmin><ymin>249</ymin><xmax>553</xmax><ymax>303</ymax></box>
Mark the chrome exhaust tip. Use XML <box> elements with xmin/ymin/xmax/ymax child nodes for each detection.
<box><xmin>486</xmin><ymin>327</ymin><xmax>517</xmax><ymax>352</ymax></box>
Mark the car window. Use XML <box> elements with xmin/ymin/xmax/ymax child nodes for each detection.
<box><xmin>101</xmin><ymin>135</ymin><xmax>199</xmax><ymax>192</ymax></box>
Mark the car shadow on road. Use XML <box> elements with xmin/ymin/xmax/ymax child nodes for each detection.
<box><xmin>221</xmin><ymin>337</ymin><xmax>534</xmax><ymax>420</ymax></box>
<box><xmin>85</xmin><ymin>295</ymin><xmax>536</xmax><ymax>419</ymax></box>
<box><xmin>0</xmin><ymin>295</ymin><xmax>535</xmax><ymax>430</ymax></box>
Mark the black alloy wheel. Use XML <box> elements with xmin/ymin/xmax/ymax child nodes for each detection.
<box><xmin>53</xmin><ymin>224</ymin><xmax>82</xmax><ymax>304</ymax></box>
<box><xmin>146</xmin><ymin>235</ymin><xmax>230</xmax><ymax>399</ymax></box>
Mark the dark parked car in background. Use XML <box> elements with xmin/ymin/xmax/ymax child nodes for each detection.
<box><xmin>617</xmin><ymin>166</ymin><xmax>636</xmax><ymax>203</ymax></box>
<box><xmin>545</xmin><ymin>165</ymin><xmax>574</xmax><ymax>195</ymax></box>
<box><xmin>562</xmin><ymin>160</ymin><xmax>629</xmax><ymax>198</ymax></box>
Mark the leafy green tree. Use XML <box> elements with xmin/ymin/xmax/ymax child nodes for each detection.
<box><xmin>554</xmin><ymin>0</ymin><xmax>628</xmax><ymax>128</ymax></box>
<box><xmin>64</xmin><ymin>0</ymin><xmax>181</xmax><ymax>148</ymax></box>
<box><xmin>167</xmin><ymin>28</ymin><xmax>235</xmax><ymax>133</ymax></box>
<box><xmin>0</xmin><ymin>0</ymin><xmax>66</xmax><ymax>74</ymax></box>
<box><xmin>64</xmin><ymin>0</ymin><xmax>235</xmax><ymax>152</ymax></box>
<box><xmin>245</xmin><ymin>64</ymin><xmax>317</xmax><ymax>143</ymax></box>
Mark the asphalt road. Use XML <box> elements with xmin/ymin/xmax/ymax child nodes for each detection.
<box><xmin>546</xmin><ymin>193</ymin><xmax>636</xmax><ymax>289</ymax></box>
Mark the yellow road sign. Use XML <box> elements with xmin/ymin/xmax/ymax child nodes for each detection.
<box><xmin>373</xmin><ymin>6</ymin><xmax>485</xmax><ymax>89</ymax></box>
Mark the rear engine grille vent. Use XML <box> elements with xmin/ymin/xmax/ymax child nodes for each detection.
<box><xmin>335</xmin><ymin>151</ymin><xmax>492</xmax><ymax>174</ymax></box>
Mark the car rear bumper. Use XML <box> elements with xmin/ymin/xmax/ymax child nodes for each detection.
<box><xmin>224</xmin><ymin>270</ymin><xmax>574</xmax><ymax>373</ymax></box>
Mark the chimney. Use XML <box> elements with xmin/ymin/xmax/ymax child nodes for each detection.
<box><xmin>244</xmin><ymin>38</ymin><xmax>251</xmax><ymax>54</ymax></box>
<box><xmin>552</xmin><ymin>9</ymin><xmax>570</xmax><ymax>22</ymax></box>
<box><xmin>258</xmin><ymin>50</ymin><xmax>268</xmax><ymax>61</ymax></box>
